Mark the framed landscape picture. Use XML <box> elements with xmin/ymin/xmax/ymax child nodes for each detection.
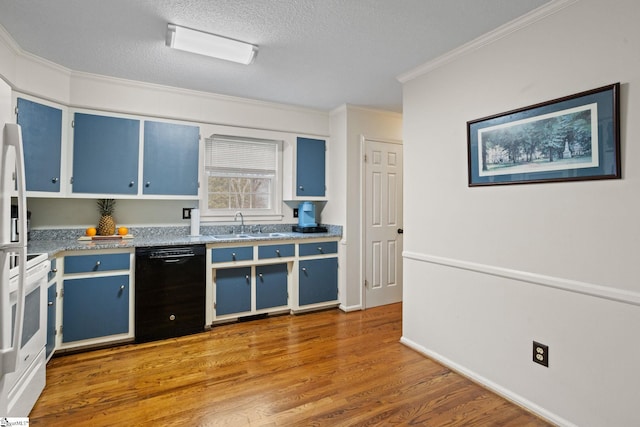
<box><xmin>467</xmin><ymin>83</ymin><xmax>620</xmax><ymax>186</ymax></box>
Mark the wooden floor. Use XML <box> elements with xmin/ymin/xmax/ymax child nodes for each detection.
<box><xmin>30</xmin><ymin>303</ymin><xmax>551</xmax><ymax>426</ymax></box>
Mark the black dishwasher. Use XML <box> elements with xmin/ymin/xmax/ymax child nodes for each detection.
<box><xmin>135</xmin><ymin>245</ymin><xmax>206</xmax><ymax>343</ymax></box>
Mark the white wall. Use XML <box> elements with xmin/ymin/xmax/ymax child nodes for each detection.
<box><xmin>401</xmin><ymin>0</ymin><xmax>639</xmax><ymax>426</ymax></box>
<box><xmin>329</xmin><ymin>105</ymin><xmax>402</xmax><ymax>310</ymax></box>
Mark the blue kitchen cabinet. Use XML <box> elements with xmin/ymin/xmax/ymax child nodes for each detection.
<box><xmin>256</xmin><ymin>263</ymin><xmax>288</xmax><ymax>310</ymax></box>
<box><xmin>143</xmin><ymin>121</ymin><xmax>200</xmax><ymax>196</ymax></box>
<box><xmin>46</xmin><ymin>258</ymin><xmax>58</xmax><ymax>359</ymax></box>
<box><xmin>64</xmin><ymin>252</ymin><xmax>130</xmax><ymax>274</ymax></box>
<box><xmin>16</xmin><ymin>98</ymin><xmax>63</xmax><ymax>193</ymax></box>
<box><xmin>257</xmin><ymin>243</ymin><xmax>295</xmax><ymax>259</ymax></box>
<box><xmin>296</xmin><ymin>137</ymin><xmax>326</xmax><ymax>197</ymax></box>
<box><xmin>211</xmin><ymin>246</ymin><xmax>253</xmax><ymax>263</ymax></box>
<box><xmin>46</xmin><ymin>282</ymin><xmax>57</xmax><ymax>359</ymax></box>
<box><xmin>72</xmin><ymin>112</ymin><xmax>140</xmax><ymax>194</ymax></box>
<box><xmin>215</xmin><ymin>267</ymin><xmax>251</xmax><ymax>316</ymax></box>
<box><xmin>62</xmin><ymin>275</ymin><xmax>129</xmax><ymax>343</ymax></box>
<box><xmin>298</xmin><ymin>257</ymin><xmax>338</xmax><ymax>306</ymax></box>
<box><xmin>298</xmin><ymin>241</ymin><xmax>338</xmax><ymax>257</ymax></box>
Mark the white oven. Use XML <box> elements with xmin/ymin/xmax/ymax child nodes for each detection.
<box><xmin>1</xmin><ymin>252</ymin><xmax>49</xmax><ymax>416</ymax></box>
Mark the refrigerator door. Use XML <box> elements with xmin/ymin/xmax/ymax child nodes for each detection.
<box><xmin>1</xmin><ymin>123</ymin><xmax>28</xmax><ymax>377</ymax></box>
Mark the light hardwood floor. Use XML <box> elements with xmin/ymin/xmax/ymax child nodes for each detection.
<box><xmin>30</xmin><ymin>303</ymin><xmax>552</xmax><ymax>426</ymax></box>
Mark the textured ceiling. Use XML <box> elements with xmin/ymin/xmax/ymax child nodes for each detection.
<box><xmin>0</xmin><ymin>0</ymin><xmax>550</xmax><ymax>112</ymax></box>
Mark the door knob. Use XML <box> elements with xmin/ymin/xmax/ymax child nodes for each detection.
<box><xmin>397</xmin><ymin>228</ymin><xmax>404</xmax><ymax>234</ymax></box>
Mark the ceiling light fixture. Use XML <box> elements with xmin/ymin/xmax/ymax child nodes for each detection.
<box><xmin>166</xmin><ymin>24</ymin><xmax>258</xmax><ymax>65</ymax></box>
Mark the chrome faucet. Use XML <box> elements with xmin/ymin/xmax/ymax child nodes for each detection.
<box><xmin>234</xmin><ymin>211</ymin><xmax>245</xmax><ymax>233</ymax></box>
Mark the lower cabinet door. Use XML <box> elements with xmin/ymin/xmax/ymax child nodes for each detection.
<box><xmin>215</xmin><ymin>267</ymin><xmax>251</xmax><ymax>316</ymax></box>
<box><xmin>62</xmin><ymin>275</ymin><xmax>129</xmax><ymax>343</ymax></box>
<box><xmin>299</xmin><ymin>258</ymin><xmax>338</xmax><ymax>306</ymax></box>
<box><xmin>256</xmin><ymin>263</ymin><xmax>288</xmax><ymax>310</ymax></box>
<box><xmin>46</xmin><ymin>283</ymin><xmax>56</xmax><ymax>358</ymax></box>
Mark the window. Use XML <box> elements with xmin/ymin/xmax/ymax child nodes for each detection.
<box><xmin>205</xmin><ymin>135</ymin><xmax>282</xmax><ymax>218</ymax></box>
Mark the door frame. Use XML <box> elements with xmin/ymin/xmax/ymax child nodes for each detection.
<box><xmin>359</xmin><ymin>135</ymin><xmax>403</xmax><ymax>309</ymax></box>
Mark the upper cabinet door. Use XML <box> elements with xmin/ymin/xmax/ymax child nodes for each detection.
<box><xmin>296</xmin><ymin>137</ymin><xmax>326</xmax><ymax>197</ymax></box>
<box><xmin>72</xmin><ymin>113</ymin><xmax>140</xmax><ymax>194</ymax></box>
<box><xmin>142</xmin><ymin>121</ymin><xmax>199</xmax><ymax>196</ymax></box>
<box><xmin>16</xmin><ymin>98</ymin><xmax>63</xmax><ymax>193</ymax></box>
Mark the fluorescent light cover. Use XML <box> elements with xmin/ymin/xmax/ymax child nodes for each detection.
<box><xmin>166</xmin><ymin>24</ymin><xmax>257</xmax><ymax>65</ymax></box>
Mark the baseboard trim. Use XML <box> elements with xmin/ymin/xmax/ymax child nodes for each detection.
<box><xmin>339</xmin><ymin>304</ymin><xmax>363</xmax><ymax>313</ymax></box>
<box><xmin>403</xmin><ymin>251</ymin><xmax>640</xmax><ymax>307</ymax></box>
<box><xmin>399</xmin><ymin>336</ymin><xmax>575</xmax><ymax>427</ymax></box>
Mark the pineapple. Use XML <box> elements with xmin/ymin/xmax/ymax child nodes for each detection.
<box><xmin>96</xmin><ymin>199</ymin><xmax>116</xmax><ymax>236</ymax></box>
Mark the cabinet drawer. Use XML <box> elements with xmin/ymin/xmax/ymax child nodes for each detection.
<box><xmin>258</xmin><ymin>243</ymin><xmax>295</xmax><ymax>259</ymax></box>
<box><xmin>211</xmin><ymin>246</ymin><xmax>253</xmax><ymax>263</ymax></box>
<box><xmin>64</xmin><ymin>253</ymin><xmax>130</xmax><ymax>274</ymax></box>
<box><xmin>48</xmin><ymin>258</ymin><xmax>58</xmax><ymax>281</ymax></box>
<box><xmin>299</xmin><ymin>241</ymin><xmax>338</xmax><ymax>257</ymax></box>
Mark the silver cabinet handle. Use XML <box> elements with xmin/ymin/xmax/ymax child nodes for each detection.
<box><xmin>120</xmin><ymin>285</ymin><xmax>125</xmax><ymax>290</ymax></box>
<box><xmin>95</xmin><ymin>260</ymin><xmax>101</xmax><ymax>266</ymax></box>
<box><xmin>302</xmin><ymin>267</ymin><xmax>307</xmax><ymax>272</ymax></box>
<box><xmin>245</xmin><ymin>275</ymin><xmax>250</xmax><ymax>283</ymax></box>
<box><xmin>51</xmin><ymin>268</ymin><xmax>58</xmax><ymax>273</ymax></box>
<box><xmin>318</xmin><ymin>247</ymin><xmax>323</xmax><ymax>253</ymax></box>
<box><xmin>48</xmin><ymin>301</ymin><xmax>54</xmax><ymax>306</ymax></box>
<box><xmin>258</xmin><ymin>273</ymin><xmax>263</xmax><ymax>282</ymax></box>
<box><xmin>129</xmin><ymin>181</ymin><xmax>135</xmax><ymax>187</ymax></box>
<box><xmin>52</xmin><ymin>177</ymin><xmax>59</xmax><ymax>183</ymax></box>
<box><xmin>299</xmin><ymin>185</ymin><xmax>304</xmax><ymax>190</ymax></box>
<box><xmin>276</xmin><ymin>249</ymin><xmax>280</xmax><ymax>256</ymax></box>
<box><xmin>145</xmin><ymin>181</ymin><xmax>150</xmax><ymax>187</ymax></box>
<box><xmin>232</xmin><ymin>252</ymin><xmax>236</xmax><ymax>261</ymax></box>
<box><xmin>169</xmin><ymin>314</ymin><xmax>176</xmax><ymax>321</ymax></box>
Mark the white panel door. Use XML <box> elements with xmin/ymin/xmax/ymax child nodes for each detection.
<box><xmin>364</xmin><ymin>139</ymin><xmax>403</xmax><ymax>308</ymax></box>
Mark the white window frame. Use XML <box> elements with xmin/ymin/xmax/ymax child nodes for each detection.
<box><xmin>203</xmin><ymin>134</ymin><xmax>283</xmax><ymax>221</ymax></box>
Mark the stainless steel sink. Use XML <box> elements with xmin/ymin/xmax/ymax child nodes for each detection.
<box><xmin>211</xmin><ymin>234</ymin><xmax>253</xmax><ymax>240</ymax></box>
<box><xmin>210</xmin><ymin>232</ymin><xmax>291</xmax><ymax>240</ymax></box>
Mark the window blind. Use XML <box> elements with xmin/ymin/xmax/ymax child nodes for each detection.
<box><xmin>206</xmin><ymin>136</ymin><xmax>277</xmax><ymax>174</ymax></box>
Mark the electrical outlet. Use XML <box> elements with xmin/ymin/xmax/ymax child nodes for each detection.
<box><xmin>533</xmin><ymin>341</ymin><xmax>549</xmax><ymax>367</ymax></box>
<box><xmin>293</xmin><ymin>208</ymin><xmax>299</xmax><ymax>218</ymax></box>
<box><xmin>182</xmin><ymin>208</ymin><xmax>191</xmax><ymax>219</ymax></box>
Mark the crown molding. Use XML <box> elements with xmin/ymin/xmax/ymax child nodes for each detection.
<box><xmin>0</xmin><ymin>23</ymin><xmax>328</xmax><ymax>117</ymax></box>
<box><xmin>0</xmin><ymin>24</ymin><xmax>72</xmax><ymax>76</ymax></box>
<box><xmin>330</xmin><ymin>103</ymin><xmax>402</xmax><ymax>118</ymax></box>
<box><xmin>69</xmin><ymin>70</ymin><xmax>329</xmax><ymax>116</ymax></box>
<box><xmin>397</xmin><ymin>0</ymin><xmax>579</xmax><ymax>83</ymax></box>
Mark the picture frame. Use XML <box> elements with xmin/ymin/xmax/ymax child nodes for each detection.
<box><xmin>467</xmin><ymin>83</ymin><xmax>620</xmax><ymax>186</ymax></box>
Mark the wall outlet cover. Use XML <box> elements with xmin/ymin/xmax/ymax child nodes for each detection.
<box><xmin>533</xmin><ymin>341</ymin><xmax>549</xmax><ymax>367</ymax></box>
<box><xmin>182</xmin><ymin>208</ymin><xmax>192</xmax><ymax>219</ymax></box>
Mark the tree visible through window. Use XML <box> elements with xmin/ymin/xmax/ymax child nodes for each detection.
<box><xmin>208</xmin><ymin>176</ymin><xmax>271</xmax><ymax>209</ymax></box>
<box><xmin>205</xmin><ymin>135</ymin><xmax>281</xmax><ymax>215</ymax></box>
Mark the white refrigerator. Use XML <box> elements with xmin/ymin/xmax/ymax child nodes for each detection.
<box><xmin>0</xmin><ymin>80</ymin><xmax>48</xmax><ymax>416</ymax></box>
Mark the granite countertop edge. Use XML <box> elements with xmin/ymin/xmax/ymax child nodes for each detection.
<box><xmin>28</xmin><ymin>224</ymin><xmax>343</xmax><ymax>258</ymax></box>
